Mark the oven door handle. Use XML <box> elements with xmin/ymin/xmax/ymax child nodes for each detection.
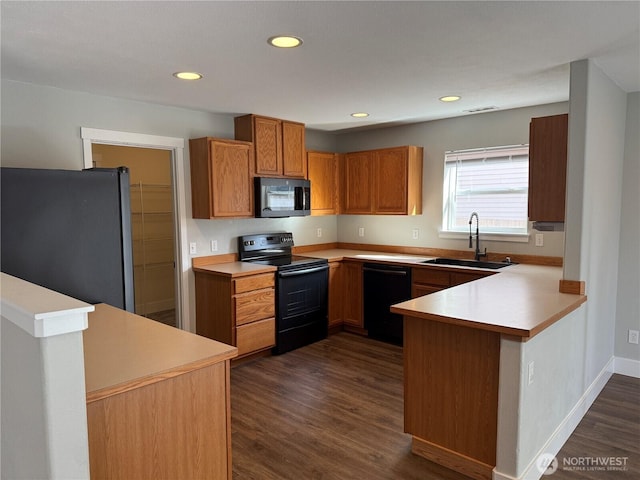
<box><xmin>278</xmin><ymin>264</ymin><xmax>329</xmax><ymax>277</ymax></box>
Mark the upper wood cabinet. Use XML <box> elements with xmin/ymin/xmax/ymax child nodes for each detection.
<box><xmin>343</xmin><ymin>150</ymin><xmax>375</xmax><ymax>214</ymax></box>
<box><xmin>528</xmin><ymin>113</ymin><xmax>568</xmax><ymax>222</ymax></box>
<box><xmin>307</xmin><ymin>150</ymin><xmax>339</xmax><ymax>215</ymax></box>
<box><xmin>189</xmin><ymin>137</ymin><xmax>254</xmax><ymax>218</ymax></box>
<box><xmin>343</xmin><ymin>146</ymin><xmax>423</xmax><ymax>215</ymax></box>
<box><xmin>234</xmin><ymin>114</ymin><xmax>306</xmax><ymax>178</ymax></box>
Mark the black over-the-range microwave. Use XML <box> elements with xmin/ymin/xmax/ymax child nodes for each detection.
<box><xmin>254</xmin><ymin>177</ymin><xmax>311</xmax><ymax>218</ymax></box>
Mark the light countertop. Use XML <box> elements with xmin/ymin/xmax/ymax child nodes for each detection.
<box><xmin>391</xmin><ymin>263</ymin><xmax>586</xmax><ymax>338</ymax></box>
<box><xmin>192</xmin><ymin>248</ymin><xmax>586</xmax><ymax>340</ymax></box>
<box><xmin>193</xmin><ymin>261</ymin><xmax>276</xmax><ymax>277</ymax></box>
<box><xmin>83</xmin><ymin>304</ymin><xmax>237</xmax><ymax>402</ymax></box>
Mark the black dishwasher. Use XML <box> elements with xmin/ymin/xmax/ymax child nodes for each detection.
<box><xmin>363</xmin><ymin>263</ymin><xmax>412</xmax><ymax>345</ymax></box>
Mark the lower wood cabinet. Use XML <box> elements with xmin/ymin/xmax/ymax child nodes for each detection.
<box><xmin>341</xmin><ymin>261</ymin><xmax>364</xmax><ymax>330</ymax></box>
<box><xmin>87</xmin><ymin>361</ymin><xmax>232</xmax><ymax>480</ymax></box>
<box><xmin>412</xmin><ymin>267</ymin><xmax>493</xmax><ymax>297</ymax></box>
<box><xmin>328</xmin><ymin>261</ymin><xmax>344</xmax><ymax>328</ymax></box>
<box><xmin>404</xmin><ymin>316</ymin><xmax>500</xmax><ymax>479</ymax></box>
<box><xmin>195</xmin><ymin>271</ymin><xmax>276</xmax><ymax>357</ymax></box>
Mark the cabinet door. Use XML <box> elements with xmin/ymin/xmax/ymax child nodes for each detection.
<box><xmin>254</xmin><ymin>116</ymin><xmax>283</xmax><ymax>176</ymax></box>
<box><xmin>210</xmin><ymin>139</ymin><xmax>254</xmax><ymax>217</ymax></box>
<box><xmin>412</xmin><ymin>284</ymin><xmax>443</xmax><ymax>298</ymax></box>
<box><xmin>328</xmin><ymin>262</ymin><xmax>343</xmax><ymax>327</ymax></box>
<box><xmin>343</xmin><ymin>151</ymin><xmax>374</xmax><ymax>214</ymax></box>
<box><xmin>374</xmin><ymin>147</ymin><xmax>409</xmax><ymax>214</ymax></box>
<box><xmin>342</xmin><ymin>262</ymin><xmax>363</xmax><ymax>327</ymax></box>
<box><xmin>307</xmin><ymin>151</ymin><xmax>338</xmax><ymax>215</ymax></box>
<box><xmin>528</xmin><ymin>114</ymin><xmax>568</xmax><ymax>222</ymax></box>
<box><xmin>450</xmin><ymin>271</ymin><xmax>490</xmax><ymax>286</ymax></box>
<box><xmin>282</xmin><ymin>121</ymin><xmax>306</xmax><ymax>178</ymax></box>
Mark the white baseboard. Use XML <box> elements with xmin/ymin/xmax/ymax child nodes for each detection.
<box><xmin>614</xmin><ymin>356</ymin><xmax>640</xmax><ymax>378</ymax></box>
<box><xmin>493</xmin><ymin>358</ymin><xmax>614</xmax><ymax>480</ymax></box>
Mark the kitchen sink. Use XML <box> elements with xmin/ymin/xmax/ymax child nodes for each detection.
<box><xmin>421</xmin><ymin>257</ymin><xmax>514</xmax><ymax>269</ymax></box>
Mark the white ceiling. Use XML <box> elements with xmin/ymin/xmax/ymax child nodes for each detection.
<box><xmin>2</xmin><ymin>1</ymin><xmax>639</xmax><ymax>132</ymax></box>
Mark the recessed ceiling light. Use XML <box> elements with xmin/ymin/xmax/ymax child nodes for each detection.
<box><xmin>351</xmin><ymin>112</ymin><xmax>369</xmax><ymax>118</ymax></box>
<box><xmin>268</xmin><ymin>35</ymin><xmax>303</xmax><ymax>48</ymax></box>
<box><xmin>439</xmin><ymin>95</ymin><xmax>461</xmax><ymax>102</ymax></box>
<box><xmin>173</xmin><ymin>72</ymin><xmax>203</xmax><ymax>80</ymax></box>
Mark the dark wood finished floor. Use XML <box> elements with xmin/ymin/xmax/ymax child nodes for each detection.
<box><xmin>230</xmin><ymin>332</ymin><xmax>639</xmax><ymax>479</ymax></box>
<box><xmin>145</xmin><ymin>308</ymin><xmax>176</xmax><ymax>327</ymax></box>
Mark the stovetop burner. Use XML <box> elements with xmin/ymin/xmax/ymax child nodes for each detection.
<box><xmin>238</xmin><ymin>232</ymin><xmax>327</xmax><ymax>271</ymax></box>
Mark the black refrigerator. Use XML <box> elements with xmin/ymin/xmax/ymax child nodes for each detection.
<box><xmin>1</xmin><ymin>167</ymin><xmax>135</xmax><ymax>312</ymax></box>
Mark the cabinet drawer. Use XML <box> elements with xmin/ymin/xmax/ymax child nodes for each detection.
<box><xmin>412</xmin><ymin>268</ymin><xmax>450</xmax><ymax>286</ymax></box>
<box><xmin>234</xmin><ymin>273</ymin><xmax>275</xmax><ymax>294</ymax></box>
<box><xmin>236</xmin><ymin>317</ymin><xmax>275</xmax><ymax>356</ymax></box>
<box><xmin>234</xmin><ymin>288</ymin><xmax>275</xmax><ymax>326</ymax></box>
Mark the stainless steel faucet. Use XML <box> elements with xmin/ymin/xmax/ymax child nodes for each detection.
<box><xmin>468</xmin><ymin>212</ymin><xmax>487</xmax><ymax>261</ymax></box>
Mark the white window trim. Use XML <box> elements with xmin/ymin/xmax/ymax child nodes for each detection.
<box><xmin>441</xmin><ymin>144</ymin><xmax>530</xmax><ymax>238</ymax></box>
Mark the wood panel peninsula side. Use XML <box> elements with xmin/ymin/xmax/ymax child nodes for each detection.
<box><xmin>390</xmin><ymin>265</ymin><xmax>587</xmax><ymax>480</ymax></box>
<box><xmin>83</xmin><ymin>304</ymin><xmax>237</xmax><ymax>480</ymax></box>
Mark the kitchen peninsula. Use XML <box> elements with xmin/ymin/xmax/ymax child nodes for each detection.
<box><xmin>192</xmin><ymin>245</ymin><xmax>587</xmax><ymax>480</ymax></box>
<box><xmin>84</xmin><ymin>304</ymin><xmax>238</xmax><ymax>480</ymax></box>
<box><xmin>286</xmin><ymin>247</ymin><xmax>587</xmax><ymax>480</ymax></box>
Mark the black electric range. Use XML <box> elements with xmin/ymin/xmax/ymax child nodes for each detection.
<box><xmin>238</xmin><ymin>233</ymin><xmax>329</xmax><ymax>354</ymax></box>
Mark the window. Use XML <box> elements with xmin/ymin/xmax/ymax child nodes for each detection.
<box><xmin>442</xmin><ymin>145</ymin><xmax>529</xmax><ymax>234</ymax></box>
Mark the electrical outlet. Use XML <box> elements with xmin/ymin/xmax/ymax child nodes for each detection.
<box><xmin>189</xmin><ymin>242</ymin><xmax>197</xmax><ymax>255</ymax></box>
<box><xmin>317</xmin><ymin>228</ymin><xmax>322</xmax><ymax>238</ymax></box>
<box><xmin>210</xmin><ymin>240</ymin><xmax>218</xmax><ymax>252</ymax></box>
<box><xmin>535</xmin><ymin>234</ymin><xmax>544</xmax><ymax>247</ymax></box>
<box><xmin>527</xmin><ymin>361</ymin><xmax>535</xmax><ymax>385</ymax></box>
<box><xmin>358</xmin><ymin>227</ymin><xmax>365</xmax><ymax>237</ymax></box>
<box><xmin>412</xmin><ymin>228</ymin><xmax>419</xmax><ymax>240</ymax></box>
<box><xmin>629</xmin><ymin>329</ymin><xmax>640</xmax><ymax>345</ymax></box>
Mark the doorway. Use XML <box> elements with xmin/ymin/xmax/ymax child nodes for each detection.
<box><xmin>92</xmin><ymin>144</ymin><xmax>178</xmax><ymax>327</ymax></box>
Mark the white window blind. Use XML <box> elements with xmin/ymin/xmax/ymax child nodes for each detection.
<box><xmin>442</xmin><ymin>145</ymin><xmax>529</xmax><ymax>234</ymax></box>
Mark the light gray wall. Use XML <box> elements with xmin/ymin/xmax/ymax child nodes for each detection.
<box><xmin>571</xmin><ymin>60</ymin><xmax>627</xmax><ymax>381</ymax></box>
<box><xmin>496</xmin><ymin>59</ymin><xmax>630</xmax><ymax>480</ymax></box>
<box><xmin>1</xmin><ymin>319</ymin><xmax>89</xmax><ymax>479</ymax></box>
<box><xmin>615</xmin><ymin>92</ymin><xmax>640</xmax><ymax>362</ymax></box>
<box><xmin>0</xmin><ymin>80</ymin><xmax>341</xmax><ymax>257</ymax></box>
<box><xmin>334</xmin><ymin>103</ymin><xmax>568</xmax><ymax>257</ymax></box>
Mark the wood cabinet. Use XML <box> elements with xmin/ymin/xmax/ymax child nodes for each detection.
<box><xmin>328</xmin><ymin>261</ymin><xmax>344</xmax><ymax>328</ymax></box>
<box><xmin>341</xmin><ymin>261</ymin><xmax>363</xmax><ymax>329</ymax></box>
<box><xmin>528</xmin><ymin>113</ymin><xmax>568</xmax><ymax>222</ymax></box>
<box><xmin>343</xmin><ymin>151</ymin><xmax>375</xmax><ymax>214</ymax></box>
<box><xmin>189</xmin><ymin>137</ymin><xmax>254</xmax><ymax>218</ymax></box>
<box><xmin>235</xmin><ymin>114</ymin><xmax>306</xmax><ymax>178</ymax></box>
<box><xmin>194</xmin><ymin>271</ymin><xmax>276</xmax><ymax>357</ymax></box>
<box><xmin>84</xmin><ymin>304</ymin><xmax>236</xmax><ymax>480</ymax></box>
<box><xmin>307</xmin><ymin>150</ymin><xmax>339</xmax><ymax>215</ymax></box>
<box><xmin>412</xmin><ymin>267</ymin><xmax>493</xmax><ymax>298</ymax></box>
<box><xmin>343</xmin><ymin>146</ymin><xmax>423</xmax><ymax>215</ymax></box>
<box><xmin>404</xmin><ymin>316</ymin><xmax>500</xmax><ymax>479</ymax></box>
